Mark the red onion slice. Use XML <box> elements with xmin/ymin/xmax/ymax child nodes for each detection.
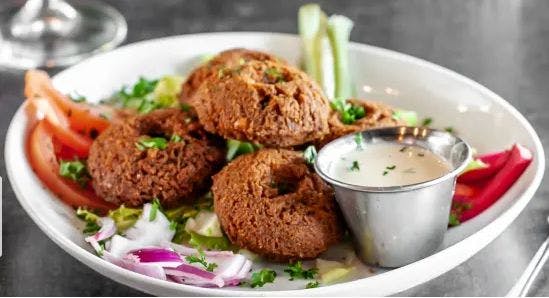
<box><xmin>165</xmin><ymin>241</ymin><xmax>234</xmax><ymax>257</ymax></box>
<box><xmin>165</xmin><ymin>264</ymin><xmax>225</xmax><ymax>287</ymax></box>
<box><xmin>103</xmin><ymin>252</ymin><xmax>167</xmax><ymax>280</ymax></box>
<box><xmin>84</xmin><ymin>217</ymin><xmax>116</xmax><ymax>253</ymax></box>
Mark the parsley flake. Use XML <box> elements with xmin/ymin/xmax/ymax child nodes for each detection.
<box><xmin>265</xmin><ymin>67</ymin><xmax>285</xmax><ymax>83</ymax></box>
<box><xmin>350</xmin><ymin>161</ymin><xmax>360</xmax><ymax>171</ymax></box>
<box><xmin>330</xmin><ymin>98</ymin><xmax>366</xmax><ymax>124</ymax></box>
<box><xmin>185</xmin><ymin>252</ymin><xmax>218</xmax><ymax>272</ymax></box>
<box><xmin>249</xmin><ymin>269</ymin><xmax>277</xmax><ymax>288</ymax></box>
<box><xmin>136</xmin><ymin>137</ymin><xmax>168</xmax><ymax>150</ymax></box>
<box><xmin>306</xmin><ymin>281</ymin><xmax>320</xmax><ymax>288</ymax></box>
<box><xmin>284</xmin><ymin>261</ymin><xmax>317</xmax><ymax>280</ymax></box>
<box><xmin>59</xmin><ymin>159</ymin><xmax>90</xmax><ymax>187</ymax></box>
<box><xmin>449</xmin><ymin>213</ymin><xmax>460</xmax><ymax>227</ymax></box>
<box><xmin>421</xmin><ymin>117</ymin><xmax>432</xmax><ymax>127</ymax></box>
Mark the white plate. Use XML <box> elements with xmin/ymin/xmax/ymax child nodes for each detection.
<box><xmin>5</xmin><ymin>32</ymin><xmax>545</xmax><ymax>296</ymax></box>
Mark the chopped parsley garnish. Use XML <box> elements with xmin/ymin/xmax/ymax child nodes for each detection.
<box><xmin>350</xmin><ymin>161</ymin><xmax>360</xmax><ymax>171</ymax></box>
<box><xmin>449</xmin><ymin>213</ymin><xmax>460</xmax><ymax>227</ymax></box>
<box><xmin>125</xmin><ymin>77</ymin><xmax>158</xmax><ymax>98</ymax></box>
<box><xmin>399</xmin><ymin>146</ymin><xmax>408</xmax><ymax>152</ymax></box>
<box><xmin>383</xmin><ymin>165</ymin><xmax>396</xmax><ymax>176</ymax></box>
<box><xmin>83</xmin><ymin>221</ymin><xmax>101</xmax><ymax>234</ymax></box>
<box><xmin>170</xmin><ymin>134</ymin><xmax>183</xmax><ymax>143</ymax></box>
<box><xmin>249</xmin><ymin>269</ymin><xmax>277</xmax><ymax>288</ymax></box>
<box><xmin>421</xmin><ymin>117</ymin><xmax>433</xmax><ymax>127</ymax></box>
<box><xmin>444</xmin><ymin>127</ymin><xmax>454</xmax><ymax>133</ymax></box>
<box><xmin>68</xmin><ymin>92</ymin><xmax>86</xmax><ymax>103</ymax></box>
<box><xmin>354</xmin><ymin>133</ymin><xmax>363</xmax><ymax>149</ymax></box>
<box><xmin>417</xmin><ymin>153</ymin><xmax>425</xmax><ymax>157</ymax></box>
<box><xmin>97</xmin><ymin>241</ymin><xmax>106</xmax><ymax>256</ymax></box>
<box><xmin>330</xmin><ymin>98</ymin><xmax>366</xmax><ymax>124</ymax></box>
<box><xmin>265</xmin><ymin>67</ymin><xmax>285</xmax><ymax>83</ymax></box>
<box><xmin>303</xmin><ymin>145</ymin><xmax>317</xmax><ymax>165</ymax></box>
<box><xmin>185</xmin><ymin>252</ymin><xmax>218</xmax><ymax>272</ymax></box>
<box><xmin>136</xmin><ymin>137</ymin><xmax>168</xmax><ymax>150</ymax></box>
<box><xmin>306</xmin><ymin>281</ymin><xmax>320</xmax><ymax>288</ymax></box>
<box><xmin>284</xmin><ymin>261</ymin><xmax>317</xmax><ymax>280</ymax></box>
<box><xmin>59</xmin><ymin>159</ymin><xmax>90</xmax><ymax>187</ymax></box>
<box><xmin>149</xmin><ymin>198</ymin><xmax>162</xmax><ymax>221</ymax></box>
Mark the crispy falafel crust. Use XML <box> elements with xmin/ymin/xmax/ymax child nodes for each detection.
<box><xmin>317</xmin><ymin>99</ymin><xmax>403</xmax><ymax>147</ymax></box>
<box><xmin>88</xmin><ymin>108</ymin><xmax>225</xmax><ymax>207</ymax></box>
<box><xmin>191</xmin><ymin>60</ymin><xmax>331</xmax><ymax>147</ymax></box>
<box><xmin>180</xmin><ymin>48</ymin><xmax>280</xmax><ymax>103</ymax></box>
<box><xmin>212</xmin><ymin>149</ymin><xmax>342</xmax><ymax>262</ymax></box>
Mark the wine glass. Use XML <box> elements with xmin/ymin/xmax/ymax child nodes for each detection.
<box><xmin>0</xmin><ymin>0</ymin><xmax>127</xmax><ymax>69</ymax></box>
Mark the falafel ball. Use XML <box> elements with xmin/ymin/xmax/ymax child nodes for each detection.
<box><xmin>212</xmin><ymin>148</ymin><xmax>342</xmax><ymax>262</ymax></box>
<box><xmin>317</xmin><ymin>99</ymin><xmax>403</xmax><ymax>147</ymax></box>
<box><xmin>180</xmin><ymin>48</ymin><xmax>280</xmax><ymax>102</ymax></box>
<box><xmin>190</xmin><ymin>59</ymin><xmax>331</xmax><ymax>147</ymax></box>
<box><xmin>88</xmin><ymin>108</ymin><xmax>225</xmax><ymax>207</ymax></box>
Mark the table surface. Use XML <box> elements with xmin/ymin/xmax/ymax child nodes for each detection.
<box><xmin>1</xmin><ymin>0</ymin><xmax>549</xmax><ymax>296</ymax></box>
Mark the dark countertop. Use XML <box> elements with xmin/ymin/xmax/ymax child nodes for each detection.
<box><xmin>1</xmin><ymin>0</ymin><xmax>548</xmax><ymax>296</ymax></box>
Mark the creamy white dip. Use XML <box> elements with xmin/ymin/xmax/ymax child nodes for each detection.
<box><xmin>330</xmin><ymin>143</ymin><xmax>451</xmax><ymax>187</ymax></box>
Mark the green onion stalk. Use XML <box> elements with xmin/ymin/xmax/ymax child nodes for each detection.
<box><xmin>298</xmin><ymin>4</ymin><xmax>327</xmax><ymax>88</ymax></box>
<box><xmin>327</xmin><ymin>15</ymin><xmax>354</xmax><ymax>100</ymax></box>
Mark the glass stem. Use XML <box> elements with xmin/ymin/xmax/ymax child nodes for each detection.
<box><xmin>10</xmin><ymin>0</ymin><xmax>81</xmax><ymax>40</ymax></box>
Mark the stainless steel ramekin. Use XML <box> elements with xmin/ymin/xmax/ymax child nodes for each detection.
<box><xmin>314</xmin><ymin>126</ymin><xmax>471</xmax><ymax>268</ymax></box>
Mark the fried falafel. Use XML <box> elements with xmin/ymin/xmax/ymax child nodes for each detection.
<box><xmin>190</xmin><ymin>59</ymin><xmax>331</xmax><ymax>147</ymax></box>
<box><xmin>212</xmin><ymin>148</ymin><xmax>342</xmax><ymax>262</ymax></box>
<box><xmin>88</xmin><ymin>108</ymin><xmax>225</xmax><ymax>207</ymax></box>
<box><xmin>180</xmin><ymin>48</ymin><xmax>280</xmax><ymax>102</ymax></box>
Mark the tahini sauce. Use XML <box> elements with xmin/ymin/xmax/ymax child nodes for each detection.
<box><xmin>330</xmin><ymin>143</ymin><xmax>451</xmax><ymax>187</ymax></box>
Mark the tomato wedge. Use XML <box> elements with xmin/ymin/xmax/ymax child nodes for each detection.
<box><xmin>26</xmin><ymin>98</ymin><xmax>92</xmax><ymax>157</ymax></box>
<box><xmin>25</xmin><ymin>70</ymin><xmax>111</xmax><ymax>135</ymax></box>
<box><xmin>27</xmin><ymin>121</ymin><xmax>116</xmax><ymax>213</ymax></box>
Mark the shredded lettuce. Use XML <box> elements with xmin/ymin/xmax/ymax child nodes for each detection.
<box><xmin>107</xmin><ymin>205</ymin><xmax>142</xmax><ymax>233</ymax></box>
<box><xmin>226</xmin><ymin>139</ymin><xmax>262</xmax><ymax>161</ymax></box>
<box><xmin>189</xmin><ymin>232</ymin><xmax>231</xmax><ymax>251</ymax></box>
<box><xmin>106</xmin><ymin>75</ymin><xmax>184</xmax><ymax>114</ymax></box>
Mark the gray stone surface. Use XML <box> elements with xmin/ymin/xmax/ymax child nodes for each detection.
<box><xmin>0</xmin><ymin>0</ymin><xmax>548</xmax><ymax>296</ymax></box>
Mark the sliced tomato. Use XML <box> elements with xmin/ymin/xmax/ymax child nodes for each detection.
<box><xmin>27</xmin><ymin>98</ymin><xmax>92</xmax><ymax>157</ymax></box>
<box><xmin>25</xmin><ymin>70</ymin><xmax>111</xmax><ymax>136</ymax></box>
<box><xmin>27</xmin><ymin>121</ymin><xmax>116</xmax><ymax>213</ymax></box>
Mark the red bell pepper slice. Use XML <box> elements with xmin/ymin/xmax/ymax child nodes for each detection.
<box><xmin>459</xmin><ymin>143</ymin><xmax>533</xmax><ymax>221</ymax></box>
<box><xmin>458</xmin><ymin>150</ymin><xmax>511</xmax><ymax>183</ymax></box>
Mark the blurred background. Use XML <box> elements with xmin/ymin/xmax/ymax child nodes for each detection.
<box><xmin>0</xmin><ymin>0</ymin><xmax>548</xmax><ymax>296</ymax></box>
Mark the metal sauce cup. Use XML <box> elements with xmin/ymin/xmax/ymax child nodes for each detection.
<box><xmin>314</xmin><ymin>126</ymin><xmax>471</xmax><ymax>268</ymax></box>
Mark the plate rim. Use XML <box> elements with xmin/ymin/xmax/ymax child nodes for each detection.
<box><xmin>5</xmin><ymin>31</ymin><xmax>545</xmax><ymax>296</ymax></box>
